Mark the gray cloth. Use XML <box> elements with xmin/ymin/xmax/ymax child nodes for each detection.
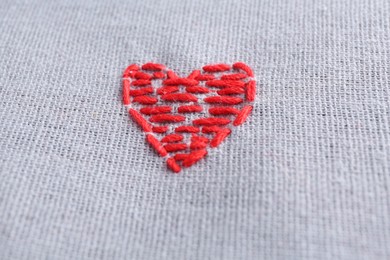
<box><xmin>1</xmin><ymin>0</ymin><xmax>389</xmax><ymax>259</ymax></box>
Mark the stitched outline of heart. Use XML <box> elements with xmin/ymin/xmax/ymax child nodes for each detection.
<box><xmin>122</xmin><ymin>62</ymin><xmax>256</xmax><ymax>173</ymax></box>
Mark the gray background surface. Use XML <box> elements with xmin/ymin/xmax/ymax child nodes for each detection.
<box><xmin>1</xmin><ymin>0</ymin><xmax>390</xmax><ymax>259</ymax></box>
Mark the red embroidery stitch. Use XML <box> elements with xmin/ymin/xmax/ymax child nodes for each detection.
<box><xmin>182</xmin><ymin>149</ymin><xmax>208</xmax><ymax>167</ymax></box>
<box><xmin>140</xmin><ymin>106</ymin><xmax>172</xmax><ymax>115</ymax></box>
<box><xmin>164</xmin><ymin>143</ymin><xmax>188</xmax><ymax>152</ymax></box>
<box><xmin>195</xmin><ymin>74</ymin><xmax>215</xmax><ymax>81</ymax></box>
<box><xmin>152</xmin><ymin>126</ymin><xmax>168</xmax><ymax>133</ymax></box>
<box><xmin>175</xmin><ymin>126</ymin><xmax>200</xmax><ymax>133</ymax></box>
<box><xmin>149</xmin><ymin>114</ymin><xmax>186</xmax><ymax>123</ymax></box>
<box><xmin>201</xmin><ymin>126</ymin><xmax>222</xmax><ymax>133</ymax></box>
<box><xmin>161</xmin><ymin>134</ymin><xmax>184</xmax><ymax>143</ymax></box>
<box><xmin>177</xmin><ymin>105</ymin><xmax>203</xmax><ymax>113</ymax></box>
<box><xmin>122</xmin><ymin>62</ymin><xmax>256</xmax><ymax>173</ymax></box>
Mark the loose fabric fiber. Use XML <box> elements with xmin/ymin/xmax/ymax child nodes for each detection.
<box><xmin>0</xmin><ymin>0</ymin><xmax>389</xmax><ymax>259</ymax></box>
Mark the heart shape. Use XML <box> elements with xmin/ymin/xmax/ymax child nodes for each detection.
<box><xmin>122</xmin><ymin>62</ymin><xmax>256</xmax><ymax>173</ymax></box>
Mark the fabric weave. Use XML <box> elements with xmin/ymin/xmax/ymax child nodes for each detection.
<box><xmin>0</xmin><ymin>0</ymin><xmax>389</xmax><ymax>259</ymax></box>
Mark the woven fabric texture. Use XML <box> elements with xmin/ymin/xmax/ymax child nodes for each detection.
<box><xmin>0</xmin><ymin>0</ymin><xmax>389</xmax><ymax>259</ymax></box>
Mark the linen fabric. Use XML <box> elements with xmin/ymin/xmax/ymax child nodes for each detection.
<box><xmin>0</xmin><ymin>0</ymin><xmax>389</xmax><ymax>259</ymax></box>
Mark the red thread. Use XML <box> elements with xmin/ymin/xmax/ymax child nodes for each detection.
<box><xmin>174</xmin><ymin>153</ymin><xmax>188</xmax><ymax>161</ymax></box>
<box><xmin>177</xmin><ymin>105</ymin><xmax>203</xmax><ymax>113</ymax></box>
<box><xmin>217</xmin><ymin>87</ymin><xmax>245</xmax><ymax>95</ymax></box>
<box><xmin>195</xmin><ymin>74</ymin><xmax>215</xmax><ymax>81</ymax></box>
<box><xmin>203</xmin><ymin>64</ymin><xmax>230</xmax><ymax>72</ymax></box>
<box><xmin>163</xmin><ymin>78</ymin><xmax>198</xmax><ymax>86</ymax></box>
<box><xmin>123</xmin><ymin>64</ymin><xmax>139</xmax><ymax>77</ymax></box>
<box><xmin>233</xmin><ymin>62</ymin><xmax>254</xmax><ymax>77</ymax></box>
<box><xmin>187</xmin><ymin>70</ymin><xmax>201</xmax><ymax>79</ymax></box>
<box><xmin>146</xmin><ymin>134</ymin><xmax>167</xmax><ymax>156</ymax></box>
<box><xmin>128</xmin><ymin>108</ymin><xmax>152</xmax><ymax>132</ymax></box>
<box><xmin>134</xmin><ymin>71</ymin><xmax>152</xmax><ymax>80</ymax></box>
<box><xmin>191</xmin><ymin>135</ymin><xmax>209</xmax><ymax>144</ymax></box>
<box><xmin>153</xmin><ymin>71</ymin><xmax>165</xmax><ymax>79</ymax></box>
<box><xmin>149</xmin><ymin>114</ymin><xmax>186</xmax><ymax>123</ymax></box>
<box><xmin>161</xmin><ymin>134</ymin><xmax>184</xmax><ymax>143</ymax></box>
<box><xmin>167</xmin><ymin>70</ymin><xmax>179</xmax><ymax>79</ymax></box>
<box><xmin>221</xmin><ymin>73</ymin><xmax>248</xmax><ymax>80</ymax></box>
<box><xmin>166</xmin><ymin>157</ymin><xmax>181</xmax><ymax>173</ymax></box>
<box><xmin>182</xmin><ymin>149</ymin><xmax>208</xmax><ymax>167</ymax></box>
<box><xmin>123</xmin><ymin>79</ymin><xmax>131</xmax><ymax>105</ymax></box>
<box><xmin>142</xmin><ymin>63</ymin><xmax>165</xmax><ymax>71</ymax></box>
<box><xmin>233</xmin><ymin>105</ymin><xmax>253</xmax><ymax>126</ymax></box>
<box><xmin>190</xmin><ymin>135</ymin><xmax>209</xmax><ymax>150</ymax></box>
<box><xmin>175</xmin><ymin>126</ymin><xmax>200</xmax><ymax>133</ymax></box>
<box><xmin>206</xmin><ymin>80</ymin><xmax>245</xmax><ymax>88</ymax></box>
<box><xmin>123</xmin><ymin>62</ymin><xmax>256</xmax><ymax>173</ymax></box>
<box><xmin>210</xmin><ymin>128</ymin><xmax>231</xmax><ymax>148</ymax></box>
<box><xmin>133</xmin><ymin>95</ymin><xmax>158</xmax><ymax>105</ymax></box>
<box><xmin>208</xmin><ymin>107</ymin><xmax>240</xmax><ymax>115</ymax></box>
<box><xmin>140</xmin><ymin>106</ymin><xmax>172</xmax><ymax>115</ymax></box>
<box><xmin>157</xmin><ymin>85</ymin><xmax>179</xmax><ymax>95</ymax></box>
<box><xmin>186</xmin><ymin>86</ymin><xmax>210</xmax><ymax>94</ymax></box>
<box><xmin>246</xmin><ymin>80</ymin><xmax>256</xmax><ymax>101</ymax></box>
<box><xmin>161</xmin><ymin>93</ymin><xmax>198</xmax><ymax>102</ymax></box>
<box><xmin>152</xmin><ymin>126</ymin><xmax>168</xmax><ymax>133</ymax></box>
<box><xmin>193</xmin><ymin>117</ymin><xmax>231</xmax><ymax>126</ymax></box>
<box><xmin>164</xmin><ymin>143</ymin><xmax>188</xmax><ymax>152</ymax></box>
<box><xmin>204</xmin><ymin>96</ymin><xmax>243</xmax><ymax>105</ymax></box>
<box><xmin>131</xmin><ymin>79</ymin><xmax>151</xmax><ymax>86</ymax></box>
<box><xmin>190</xmin><ymin>142</ymin><xmax>207</xmax><ymax>150</ymax></box>
<box><xmin>202</xmin><ymin>126</ymin><xmax>222</xmax><ymax>133</ymax></box>
<box><xmin>129</xmin><ymin>87</ymin><xmax>154</xmax><ymax>96</ymax></box>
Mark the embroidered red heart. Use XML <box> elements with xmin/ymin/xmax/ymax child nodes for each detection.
<box><xmin>122</xmin><ymin>62</ymin><xmax>256</xmax><ymax>173</ymax></box>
